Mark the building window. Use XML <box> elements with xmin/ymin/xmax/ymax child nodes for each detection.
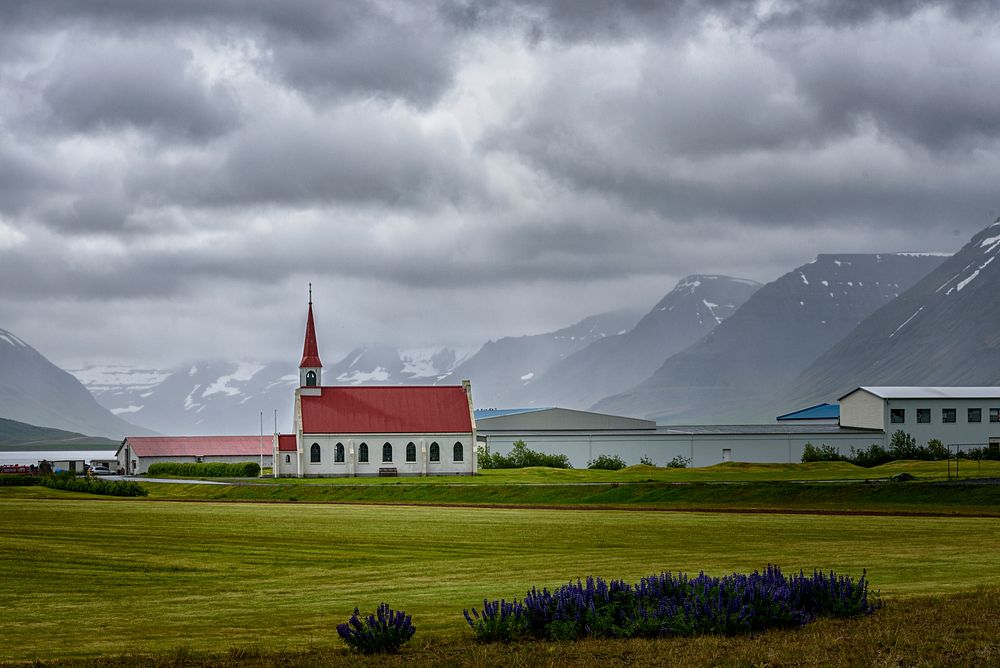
<box><xmin>969</xmin><ymin>408</ymin><xmax>982</xmax><ymax>423</ymax></box>
<box><xmin>358</xmin><ymin>442</ymin><xmax>369</xmax><ymax>463</ymax></box>
<box><xmin>916</xmin><ymin>408</ymin><xmax>930</xmax><ymax>424</ymax></box>
<box><xmin>284</xmin><ymin>454</ymin><xmax>290</xmax><ymax>464</ymax></box>
<box><xmin>722</xmin><ymin>448</ymin><xmax>732</xmax><ymax>462</ymax></box>
<box><xmin>305</xmin><ymin>370</ymin><xmax>317</xmax><ymax>387</ymax></box>
<box><xmin>382</xmin><ymin>442</ymin><xmax>392</xmax><ymax>463</ymax></box>
<box><xmin>429</xmin><ymin>442</ymin><xmax>440</xmax><ymax>462</ymax></box>
<box><xmin>310</xmin><ymin>443</ymin><xmax>321</xmax><ymax>463</ymax></box>
<box><xmin>991</xmin><ymin>408</ymin><xmax>1000</xmax><ymax>423</ymax></box>
<box><xmin>453</xmin><ymin>442</ymin><xmax>464</xmax><ymax>462</ymax></box>
<box><xmin>406</xmin><ymin>442</ymin><xmax>416</xmax><ymax>462</ymax></box>
<box><xmin>335</xmin><ymin>443</ymin><xmax>345</xmax><ymax>463</ymax></box>
<box><xmin>942</xmin><ymin>408</ymin><xmax>956</xmax><ymax>424</ymax></box>
<box><xmin>890</xmin><ymin>409</ymin><xmax>905</xmax><ymax>424</ymax></box>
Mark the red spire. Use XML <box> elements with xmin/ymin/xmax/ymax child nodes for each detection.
<box><xmin>299</xmin><ymin>285</ymin><xmax>322</xmax><ymax>369</ymax></box>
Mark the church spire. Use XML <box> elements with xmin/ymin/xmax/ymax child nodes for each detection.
<box><xmin>299</xmin><ymin>284</ymin><xmax>322</xmax><ymax>386</ymax></box>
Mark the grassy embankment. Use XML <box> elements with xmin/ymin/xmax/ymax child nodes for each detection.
<box><xmin>219</xmin><ymin>459</ymin><xmax>1000</xmax><ymax>484</ymax></box>
<box><xmin>1</xmin><ymin>497</ymin><xmax>999</xmax><ymax>664</ymax></box>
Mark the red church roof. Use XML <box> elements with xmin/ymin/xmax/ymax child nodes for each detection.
<box><xmin>124</xmin><ymin>436</ymin><xmax>271</xmax><ymax>457</ymax></box>
<box><xmin>300</xmin><ymin>386</ymin><xmax>473</xmax><ymax>434</ymax></box>
<box><xmin>277</xmin><ymin>434</ymin><xmax>297</xmax><ymax>452</ymax></box>
<box><xmin>299</xmin><ymin>300</ymin><xmax>322</xmax><ymax>369</ymax></box>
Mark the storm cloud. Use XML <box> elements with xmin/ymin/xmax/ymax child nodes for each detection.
<box><xmin>0</xmin><ymin>0</ymin><xmax>997</xmax><ymax>368</ymax></box>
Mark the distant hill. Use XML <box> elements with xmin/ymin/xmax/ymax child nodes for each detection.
<box><xmin>594</xmin><ymin>253</ymin><xmax>948</xmax><ymax>422</ymax></box>
<box><xmin>785</xmin><ymin>219</ymin><xmax>1000</xmax><ymax>405</ymax></box>
<box><xmin>516</xmin><ymin>275</ymin><xmax>761</xmax><ymax>409</ymax></box>
<box><xmin>0</xmin><ymin>416</ymin><xmax>118</xmax><ymax>448</ymax></box>
<box><xmin>0</xmin><ymin>329</ymin><xmax>155</xmax><ymax>439</ymax></box>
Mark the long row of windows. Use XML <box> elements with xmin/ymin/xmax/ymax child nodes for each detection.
<box><xmin>305</xmin><ymin>441</ymin><xmax>464</xmax><ymax>464</ymax></box>
<box><xmin>890</xmin><ymin>407</ymin><xmax>1000</xmax><ymax>424</ymax></box>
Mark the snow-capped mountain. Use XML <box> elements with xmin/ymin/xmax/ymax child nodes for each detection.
<box><xmin>73</xmin><ymin>347</ymin><xmax>467</xmax><ymax>436</ymax></box>
<box><xmin>0</xmin><ymin>329</ymin><xmax>155</xmax><ymax>438</ymax></box>
<box><xmin>594</xmin><ymin>252</ymin><xmax>948</xmax><ymax>422</ymax></box>
<box><xmin>444</xmin><ymin>309</ymin><xmax>644</xmax><ymax>409</ymax></box>
<box><xmin>785</xmin><ymin>220</ymin><xmax>1000</xmax><ymax>405</ymax></box>
<box><xmin>515</xmin><ymin>275</ymin><xmax>761</xmax><ymax>409</ymax></box>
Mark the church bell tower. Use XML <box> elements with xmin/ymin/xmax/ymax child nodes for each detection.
<box><xmin>299</xmin><ymin>284</ymin><xmax>323</xmax><ymax>388</ymax></box>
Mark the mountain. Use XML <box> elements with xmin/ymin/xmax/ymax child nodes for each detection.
<box><xmin>593</xmin><ymin>253</ymin><xmax>949</xmax><ymax>422</ymax></box>
<box><xmin>73</xmin><ymin>347</ymin><xmax>466</xmax><ymax>436</ymax></box>
<box><xmin>785</xmin><ymin>220</ymin><xmax>1000</xmax><ymax>404</ymax></box>
<box><xmin>516</xmin><ymin>275</ymin><xmax>761</xmax><ymax>409</ymax></box>
<box><xmin>0</xmin><ymin>328</ymin><xmax>154</xmax><ymax>439</ymax></box>
<box><xmin>0</xmin><ymin>417</ymin><xmax>117</xmax><ymax>448</ymax></box>
<box><xmin>445</xmin><ymin>309</ymin><xmax>643</xmax><ymax>408</ymax></box>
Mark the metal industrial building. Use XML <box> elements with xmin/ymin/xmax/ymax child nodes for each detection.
<box><xmin>475</xmin><ymin>407</ymin><xmax>882</xmax><ymax>468</ymax></box>
<box><xmin>475</xmin><ymin>387</ymin><xmax>1000</xmax><ymax>467</ymax></box>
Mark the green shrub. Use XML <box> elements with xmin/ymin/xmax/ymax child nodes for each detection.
<box><xmin>639</xmin><ymin>455</ymin><xmax>654</xmax><ymax>466</ymax></box>
<box><xmin>666</xmin><ymin>455</ymin><xmax>691</xmax><ymax>469</ymax></box>
<box><xmin>40</xmin><ymin>476</ymin><xmax>147</xmax><ymax>497</ymax></box>
<box><xmin>801</xmin><ymin>443</ymin><xmax>847</xmax><ymax>463</ymax></box>
<box><xmin>588</xmin><ymin>454</ymin><xmax>626</xmax><ymax>471</ymax></box>
<box><xmin>0</xmin><ymin>475</ymin><xmax>42</xmax><ymax>487</ymax></box>
<box><xmin>478</xmin><ymin>440</ymin><xmax>572</xmax><ymax>469</ymax></box>
<box><xmin>147</xmin><ymin>462</ymin><xmax>261</xmax><ymax>477</ymax></box>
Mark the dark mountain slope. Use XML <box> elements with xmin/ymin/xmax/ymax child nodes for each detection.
<box><xmin>594</xmin><ymin>253</ymin><xmax>947</xmax><ymax>422</ymax></box>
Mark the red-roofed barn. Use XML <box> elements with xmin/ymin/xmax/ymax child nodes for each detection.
<box><xmin>117</xmin><ymin>436</ymin><xmax>272</xmax><ymax>475</ymax></box>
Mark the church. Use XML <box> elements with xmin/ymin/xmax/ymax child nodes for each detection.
<box><xmin>273</xmin><ymin>291</ymin><xmax>477</xmax><ymax>477</ymax></box>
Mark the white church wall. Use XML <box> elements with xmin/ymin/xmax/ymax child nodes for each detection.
<box><xmin>286</xmin><ymin>433</ymin><xmax>474</xmax><ymax>477</ymax></box>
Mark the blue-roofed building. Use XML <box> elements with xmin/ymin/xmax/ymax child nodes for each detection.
<box><xmin>776</xmin><ymin>403</ymin><xmax>840</xmax><ymax>424</ymax></box>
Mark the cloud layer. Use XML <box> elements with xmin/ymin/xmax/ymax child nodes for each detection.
<box><xmin>0</xmin><ymin>0</ymin><xmax>997</xmax><ymax>367</ymax></box>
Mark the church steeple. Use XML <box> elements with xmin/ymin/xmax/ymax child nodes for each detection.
<box><xmin>299</xmin><ymin>284</ymin><xmax>322</xmax><ymax>387</ymax></box>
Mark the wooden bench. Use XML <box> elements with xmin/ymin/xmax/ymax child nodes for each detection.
<box><xmin>378</xmin><ymin>467</ymin><xmax>398</xmax><ymax>477</ymax></box>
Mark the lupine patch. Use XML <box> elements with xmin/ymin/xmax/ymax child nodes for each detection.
<box><xmin>464</xmin><ymin>566</ymin><xmax>878</xmax><ymax>642</ymax></box>
<box><xmin>336</xmin><ymin>603</ymin><xmax>416</xmax><ymax>654</ymax></box>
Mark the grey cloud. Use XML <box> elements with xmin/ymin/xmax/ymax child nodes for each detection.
<box><xmin>2</xmin><ymin>1</ymin><xmax>461</xmax><ymax>108</ymax></box>
<box><xmin>40</xmin><ymin>37</ymin><xmax>237</xmax><ymax>140</ymax></box>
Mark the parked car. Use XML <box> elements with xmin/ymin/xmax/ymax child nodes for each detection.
<box><xmin>89</xmin><ymin>465</ymin><xmax>112</xmax><ymax>476</ymax></box>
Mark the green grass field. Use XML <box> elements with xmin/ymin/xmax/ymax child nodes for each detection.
<box><xmin>2</xmin><ymin>495</ymin><xmax>1000</xmax><ymax>663</ymax></box>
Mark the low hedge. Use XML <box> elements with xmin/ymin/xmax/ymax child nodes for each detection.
<box><xmin>41</xmin><ymin>475</ymin><xmax>147</xmax><ymax>497</ymax></box>
<box><xmin>146</xmin><ymin>461</ymin><xmax>261</xmax><ymax>477</ymax></box>
<box><xmin>0</xmin><ymin>474</ymin><xmax>42</xmax><ymax>487</ymax></box>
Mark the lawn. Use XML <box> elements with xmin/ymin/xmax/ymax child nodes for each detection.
<box><xmin>2</xmin><ymin>496</ymin><xmax>999</xmax><ymax>663</ymax></box>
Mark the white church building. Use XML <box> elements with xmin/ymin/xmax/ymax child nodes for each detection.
<box><xmin>273</xmin><ymin>293</ymin><xmax>477</xmax><ymax>477</ymax></box>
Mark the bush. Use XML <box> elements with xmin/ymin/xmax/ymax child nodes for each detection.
<box><xmin>0</xmin><ymin>475</ymin><xmax>41</xmax><ymax>487</ymax></box>
<box><xmin>666</xmin><ymin>455</ymin><xmax>691</xmax><ymax>469</ymax></box>
<box><xmin>337</xmin><ymin>603</ymin><xmax>416</xmax><ymax>654</ymax></box>
<box><xmin>639</xmin><ymin>455</ymin><xmax>654</xmax><ymax>466</ymax></box>
<box><xmin>464</xmin><ymin>566</ymin><xmax>878</xmax><ymax>642</ymax></box>
<box><xmin>801</xmin><ymin>443</ymin><xmax>847</xmax><ymax>463</ymax></box>
<box><xmin>40</xmin><ymin>476</ymin><xmax>147</xmax><ymax>497</ymax></box>
<box><xmin>588</xmin><ymin>454</ymin><xmax>626</xmax><ymax>471</ymax></box>
<box><xmin>146</xmin><ymin>462</ymin><xmax>261</xmax><ymax>477</ymax></box>
<box><xmin>478</xmin><ymin>440</ymin><xmax>572</xmax><ymax>469</ymax></box>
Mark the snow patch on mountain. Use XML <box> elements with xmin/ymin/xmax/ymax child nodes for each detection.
<box><xmin>202</xmin><ymin>362</ymin><xmax>265</xmax><ymax>398</ymax></box>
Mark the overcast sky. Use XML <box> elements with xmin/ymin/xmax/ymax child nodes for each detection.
<box><xmin>1</xmin><ymin>0</ymin><xmax>998</xmax><ymax>369</ymax></box>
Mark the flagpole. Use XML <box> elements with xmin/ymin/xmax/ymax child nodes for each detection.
<box><xmin>259</xmin><ymin>411</ymin><xmax>263</xmax><ymax>476</ymax></box>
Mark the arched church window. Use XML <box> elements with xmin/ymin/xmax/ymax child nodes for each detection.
<box><xmin>382</xmin><ymin>442</ymin><xmax>393</xmax><ymax>462</ymax></box>
<box><xmin>335</xmin><ymin>443</ymin><xmax>345</xmax><ymax>463</ymax></box>
<box><xmin>406</xmin><ymin>442</ymin><xmax>416</xmax><ymax>462</ymax></box>
<box><xmin>429</xmin><ymin>442</ymin><xmax>440</xmax><ymax>462</ymax></box>
<box><xmin>284</xmin><ymin>454</ymin><xmax>290</xmax><ymax>464</ymax></box>
<box><xmin>310</xmin><ymin>443</ymin><xmax>321</xmax><ymax>463</ymax></box>
<box><xmin>453</xmin><ymin>442</ymin><xmax>464</xmax><ymax>462</ymax></box>
<box><xmin>358</xmin><ymin>442</ymin><xmax>369</xmax><ymax>463</ymax></box>
<box><xmin>305</xmin><ymin>370</ymin><xmax>317</xmax><ymax>387</ymax></box>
